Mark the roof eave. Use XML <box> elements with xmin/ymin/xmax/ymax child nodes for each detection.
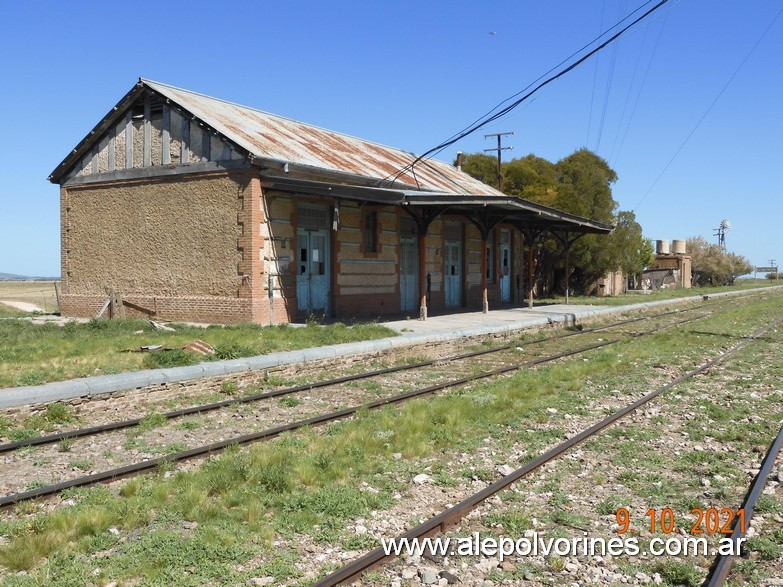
<box><xmin>402</xmin><ymin>194</ymin><xmax>614</xmax><ymax>233</ymax></box>
<box><xmin>258</xmin><ymin>175</ymin><xmax>614</xmax><ymax>234</ymax></box>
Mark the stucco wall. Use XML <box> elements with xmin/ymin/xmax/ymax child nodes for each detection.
<box><xmin>62</xmin><ymin>172</ymin><xmax>247</xmax><ymax>298</ymax></box>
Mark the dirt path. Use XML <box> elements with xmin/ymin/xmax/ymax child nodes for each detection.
<box><xmin>0</xmin><ymin>300</ymin><xmax>45</xmax><ymax>312</ymax></box>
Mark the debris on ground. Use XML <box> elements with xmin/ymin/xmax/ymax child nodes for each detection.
<box><xmin>149</xmin><ymin>320</ymin><xmax>176</xmax><ymax>332</ymax></box>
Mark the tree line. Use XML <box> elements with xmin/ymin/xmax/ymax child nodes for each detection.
<box><xmin>461</xmin><ymin>148</ymin><xmax>754</xmax><ymax>293</ymax></box>
<box><xmin>686</xmin><ymin>237</ymin><xmax>753</xmax><ymax>286</ymax></box>
<box><xmin>460</xmin><ymin>148</ymin><xmax>652</xmax><ymax>295</ymax></box>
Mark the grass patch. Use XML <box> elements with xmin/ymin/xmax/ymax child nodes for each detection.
<box><xmin>484</xmin><ymin>511</ymin><xmax>532</xmax><ymax>534</ymax></box>
<box><xmin>535</xmin><ymin>281</ymin><xmax>779</xmax><ymax>307</ymax></box>
<box><xmin>744</xmin><ymin>536</ymin><xmax>781</xmax><ymax>560</ymax></box>
<box><xmin>653</xmin><ymin>560</ymin><xmax>702</xmax><ymax>586</ymax></box>
<box><xmin>142</xmin><ymin>349</ymin><xmax>200</xmax><ymax>369</ymax></box>
<box><xmin>0</xmin><ymin>304</ymin><xmax>26</xmax><ymax>318</ymax></box>
<box><xmin>137</xmin><ymin>413</ymin><xmax>168</xmax><ymax>433</ymax></box>
<box><xmin>0</xmin><ymin>345</ymin><xmax>605</xmax><ymax>578</ymax></box>
<box><xmin>0</xmin><ymin>319</ymin><xmax>395</xmax><ymax>388</ymax></box>
<box><xmin>279</xmin><ymin>396</ymin><xmax>302</xmax><ymax>408</ymax></box>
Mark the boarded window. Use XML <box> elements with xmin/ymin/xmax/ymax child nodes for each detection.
<box><xmin>364</xmin><ymin>211</ymin><xmax>378</xmax><ymax>253</ymax></box>
<box><xmin>400</xmin><ymin>217</ymin><xmax>416</xmax><ymax>239</ymax></box>
<box><xmin>486</xmin><ymin>231</ymin><xmax>495</xmax><ymax>283</ymax></box>
<box><xmin>444</xmin><ymin>222</ymin><xmax>462</xmax><ymax>242</ymax></box>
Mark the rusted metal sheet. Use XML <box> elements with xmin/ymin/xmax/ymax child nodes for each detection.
<box><xmin>143</xmin><ymin>79</ymin><xmax>503</xmax><ymax>196</ymax></box>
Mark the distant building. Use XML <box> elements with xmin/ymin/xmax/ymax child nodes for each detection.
<box><xmin>641</xmin><ymin>240</ymin><xmax>692</xmax><ymax>290</ymax></box>
<box><xmin>49</xmin><ymin>79</ymin><xmax>612</xmax><ymax>324</ymax></box>
<box><xmin>595</xmin><ymin>270</ymin><xmax>626</xmax><ymax>296</ymax></box>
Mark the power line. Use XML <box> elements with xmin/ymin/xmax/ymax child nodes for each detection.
<box><xmin>610</xmin><ymin>12</ymin><xmax>668</xmax><ymax>167</ymax></box>
<box><xmin>381</xmin><ymin>0</ymin><xmax>669</xmax><ymax>186</ymax></box>
<box><xmin>595</xmin><ymin>0</ymin><xmax>627</xmax><ymax>151</ymax></box>
<box><xmin>608</xmin><ymin>9</ymin><xmax>652</xmax><ymax>162</ymax></box>
<box><xmin>587</xmin><ymin>0</ymin><xmax>609</xmax><ymax>148</ymax></box>
<box><xmin>633</xmin><ymin>5</ymin><xmax>783</xmax><ymax>212</ymax></box>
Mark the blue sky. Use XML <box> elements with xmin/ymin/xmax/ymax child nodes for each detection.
<box><xmin>1</xmin><ymin>0</ymin><xmax>781</xmax><ymax>277</ymax></box>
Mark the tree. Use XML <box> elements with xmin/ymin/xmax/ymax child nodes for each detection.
<box><xmin>606</xmin><ymin>211</ymin><xmax>655</xmax><ymax>277</ymax></box>
<box><xmin>459</xmin><ymin>153</ymin><xmax>499</xmax><ymax>188</ymax></box>
<box><xmin>503</xmin><ymin>155</ymin><xmax>558</xmax><ymax>208</ymax></box>
<box><xmin>553</xmin><ymin>148</ymin><xmax>617</xmax><ymax>224</ymax></box>
<box><xmin>687</xmin><ymin>237</ymin><xmax>753</xmax><ymax>286</ymax></box>
<box><xmin>460</xmin><ymin>148</ymin><xmax>649</xmax><ymax>295</ymax></box>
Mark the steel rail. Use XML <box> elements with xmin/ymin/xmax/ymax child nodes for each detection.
<box><xmin>703</xmin><ymin>423</ymin><xmax>783</xmax><ymax>586</ymax></box>
<box><xmin>313</xmin><ymin>317</ymin><xmax>782</xmax><ymax>586</ymax></box>
<box><xmin>0</xmin><ymin>305</ymin><xmax>702</xmax><ymax>455</ymax></box>
<box><xmin>0</xmin><ymin>309</ymin><xmax>714</xmax><ymax>508</ymax></box>
<box><xmin>0</xmin><ymin>339</ymin><xmax>618</xmax><ymax>508</ymax></box>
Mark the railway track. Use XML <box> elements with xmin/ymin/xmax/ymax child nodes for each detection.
<box><xmin>4</xmin><ymin>298</ymin><xmax>728</xmax><ymax>450</ymax></box>
<box><xmin>0</xmin><ymin>302</ymin><xmax>719</xmax><ymax>508</ymax></box>
<box><xmin>703</xmin><ymin>424</ymin><xmax>783</xmax><ymax>586</ymax></box>
<box><xmin>0</xmin><ymin>304</ymin><xmax>702</xmax><ymax>456</ymax></box>
<box><xmin>313</xmin><ymin>317</ymin><xmax>782</xmax><ymax>586</ymax></box>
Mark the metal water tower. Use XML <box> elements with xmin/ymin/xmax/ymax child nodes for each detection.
<box><xmin>714</xmin><ymin>219</ymin><xmax>731</xmax><ymax>249</ymax></box>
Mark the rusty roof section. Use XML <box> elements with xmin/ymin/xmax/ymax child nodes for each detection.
<box><xmin>140</xmin><ymin>79</ymin><xmax>504</xmax><ymax>196</ymax></box>
<box><xmin>47</xmin><ymin>79</ymin><xmax>612</xmax><ymax>235</ymax></box>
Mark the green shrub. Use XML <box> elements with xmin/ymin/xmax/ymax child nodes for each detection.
<box><xmin>220</xmin><ymin>380</ymin><xmax>239</xmax><ymax>395</ymax></box>
<box><xmin>45</xmin><ymin>402</ymin><xmax>76</xmax><ymax>424</ymax></box>
<box><xmin>653</xmin><ymin>561</ymin><xmax>701</xmax><ymax>586</ymax></box>
<box><xmin>213</xmin><ymin>343</ymin><xmax>257</xmax><ymax>360</ymax></box>
<box><xmin>137</xmin><ymin>413</ymin><xmax>168</xmax><ymax>432</ymax></box>
<box><xmin>142</xmin><ymin>350</ymin><xmax>199</xmax><ymax>369</ymax></box>
<box><xmin>745</xmin><ymin>537</ymin><xmax>781</xmax><ymax>560</ymax></box>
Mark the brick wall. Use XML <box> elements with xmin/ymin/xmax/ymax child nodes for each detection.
<box><xmin>60</xmin><ymin>170</ymin><xmax>533</xmax><ymax>324</ymax></box>
<box><xmin>60</xmin><ymin>169</ymin><xmax>270</xmax><ymax>324</ymax></box>
<box><xmin>60</xmin><ymin>293</ymin><xmax>252</xmax><ymax>324</ymax></box>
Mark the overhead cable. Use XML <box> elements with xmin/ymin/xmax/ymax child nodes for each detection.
<box><xmin>632</xmin><ymin>5</ymin><xmax>783</xmax><ymax>212</ymax></box>
<box><xmin>383</xmin><ymin>0</ymin><xmax>670</xmax><ymax>186</ymax></box>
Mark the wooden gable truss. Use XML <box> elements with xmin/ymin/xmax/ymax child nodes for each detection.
<box><xmin>53</xmin><ymin>84</ymin><xmax>249</xmax><ymax>187</ymax></box>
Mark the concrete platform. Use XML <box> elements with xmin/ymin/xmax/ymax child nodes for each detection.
<box><xmin>0</xmin><ymin>287</ymin><xmax>776</xmax><ymax>409</ymax></box>
<box><xmin>383</xmin><ymin>304</ymin><xmax>602</xmax><ymax>335</ymax></box>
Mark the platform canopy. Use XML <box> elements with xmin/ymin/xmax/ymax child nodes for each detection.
<box><xmin>260</xmin><ymin>175</ymin><xmax>614</xmax><ymax>236</ymax></box>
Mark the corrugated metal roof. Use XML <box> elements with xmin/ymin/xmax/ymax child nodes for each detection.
<box><xmin>141</xmin><ymin>79</ymin><xmax>504</xmax><ymax>197</ymax></box>
<box><xmin>47</xmin><ymin>79</ymin><xmax>612</xmax><ymax>234</ymax></box>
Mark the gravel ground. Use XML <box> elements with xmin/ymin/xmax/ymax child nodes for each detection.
<box><xmin>1</xmin><ymin>297</ymin><xmax>777</xmax><ymax>586</ymax></box>
<box><xmin>315</xmin><ymin>320</ymin><xmax>783</xmax><ymax>586</ymax></box>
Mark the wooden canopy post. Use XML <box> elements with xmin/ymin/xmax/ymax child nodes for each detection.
<box><xmin>480</xmin><ymin>235</ymin><xmax>488</xmax><ymax>314</ymax></box>
<box><xmin>401</xmin><ymin>206</ymin><xmax>449</xmax><ymax>321</ymax></box>
<box><xmin>551</xmin><ymin>231</ymin><xmax>587</xmax><ymax>305</ymax></box>
<box><xmin>466</xmin><ymin>214</ymin><xmax>503</xmax><ymax>316</ymax></box>
<box><xmin>519</xmin><ymin>228</ymin><xmax>543</xmax><ymax>310</ymax></box>
<box><xmin>527</xmin><ymin>242</ymin><xmax>534</xmax><ymax>309</ymax></box>
<box><xmin>564</xmin><ymin>242</ymin><xmax>570</xmax><ymax>304</ymax></box>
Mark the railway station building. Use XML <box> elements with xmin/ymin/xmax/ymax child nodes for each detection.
<box><xmin>50</xmin><ymin>79</ymin><xmax>613</xmax><ymax>324</ymax></box>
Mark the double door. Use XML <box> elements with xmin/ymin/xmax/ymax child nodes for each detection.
<box><xmin>499</xmin><ymin>229</ymin><xmax>512</xmax><ymax>303</ymax></box>
<box><xmin>400</xmin><ymin>233</ymin><xmax>419</xmax><ymax>312</ymax></box>
<box><xmin>297</xmin><ymin>228</ymin><xmax>329</xmax><ymax>315</ymax></box>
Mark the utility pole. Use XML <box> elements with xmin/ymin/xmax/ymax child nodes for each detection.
<box><xmin>770</xmin><ymin>259</ymin><xmax>778</xmax><ymax>281</ymax></box>
<box><xmin>484</xmin><ymin>132</ymin><xmax>514</xmax><ymax>191</ymax></box>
